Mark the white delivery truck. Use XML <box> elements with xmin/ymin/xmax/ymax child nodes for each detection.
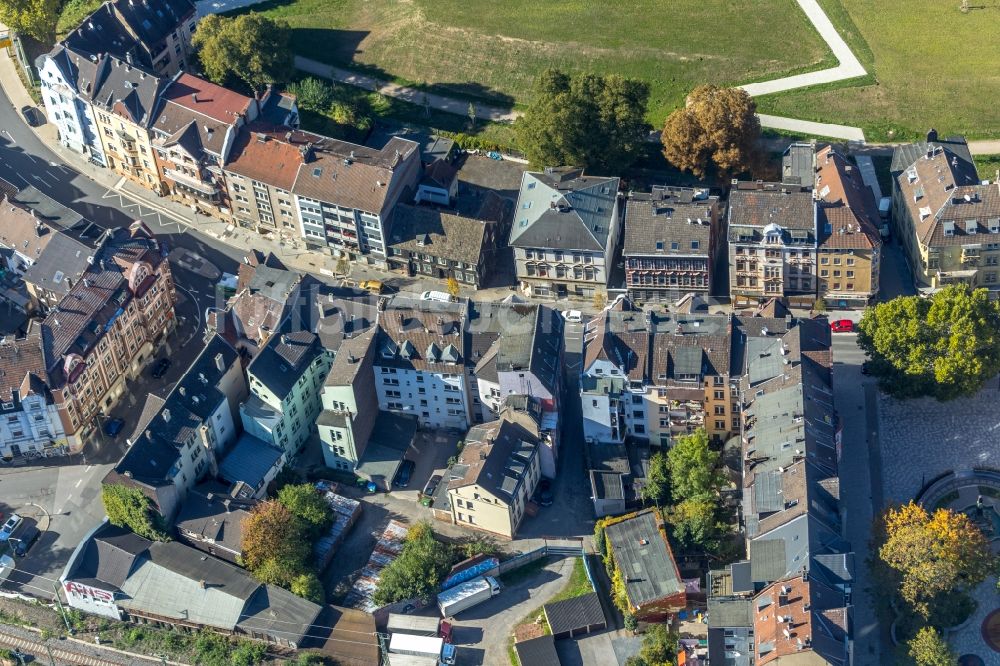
<box><xmin>385</xmin><ymin>655</ymin><xmax>439</xmax><ymax>666</ymax></box>
<box><xmin>387</xmin><ymin>613</ymin><xmax>441</xmax><ymax>637</ymax></box>
<box><xmin>437</xmin><ymin>575</ymin><xmax>500</xmax><ymax>618</ymax></box>
<box><xmin>388</xmin><ymin>633</ymin><xmax>456</xmax><ymax>665</ymax></box>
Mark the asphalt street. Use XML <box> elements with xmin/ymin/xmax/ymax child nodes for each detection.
<box><xmin>830</xmin><ymin>331</ymin><xmax>885</xmax><ymax>665</ymax></box>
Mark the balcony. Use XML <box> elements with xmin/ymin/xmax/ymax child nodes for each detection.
<box><xmin>164</xmin><ymin>168</ymin><xmax>219</xmax><ymax>197</ymax></box>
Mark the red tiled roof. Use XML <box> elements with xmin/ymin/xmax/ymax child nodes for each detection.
<box><xmin>162</xmin><ymin>73</ymin><xmax>252</xmax><ymax>122</ymax></box>
<box><xmin>225</xmin><ymin>125</ymin><xmax>322</xmax><ymax>191</ymax></box>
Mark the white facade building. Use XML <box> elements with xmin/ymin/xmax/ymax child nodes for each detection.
<box><xmin>37</xmin><ymin>46</ymin><xmax>107</xmax><ymax>166</ymax></box>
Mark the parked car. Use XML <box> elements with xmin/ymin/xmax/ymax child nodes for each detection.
<box><xmin>420</xmin><ymin>290</ymin><xmax>453</xmax><ymax>303</ymax></box>
<box><xmin>563</xmin><ymin>310</ymin><xmax>583</xmax><ymax>323</ymax></box>
<box><xmin>534</xmin><ymin>479</ymin><xmax>554</xmax><ymax>507</ymax></box>
<box><xmin>393</xmin><ymin>459</ymin><xmax>416</xmax><ymax>487</ymax></box>
<box><xmin>151</xmin><ymin>358</ymin><xmax>172</xmax><ymax>378</ymax></box>
<box><xmin>13</xmin><ymin>524</ymin><xmax>40</xmax><ymax>557</ymax></box>
<box><xmin>104</xmin><ymin>418</ymin><xmax>125</xmax><ymax>438</ymax></box>
<box><xmin>359</xmin><ymin>280</ymin><xmax>385</xmax><ymax>294</ymax></box>
<box><xmin>21</xmin><ymin>105</ymin><xmax>43</xmax><ymax>127</ymax></box>
<box><xmin>0</xmin><ymin>514</ymin><xmax>22</xmax><ymax>541</ymax></box>
<box><xmin>830</xmin><ymin>319</ymin><xmax>854</xmax><ymax>333</ymax></box>
<box><xmin>422</xmin><ymin>474</ymin><xmax>442</xmax><ymax>498</ymax></box>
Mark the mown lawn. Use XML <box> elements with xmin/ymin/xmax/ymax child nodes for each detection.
<box><xmin>230</xmin><ymin>0</ymin><xmax>831</xmax><ymax>123</ymax></box>
<box><xmin>757</xmin><ymin>0</ymin><xmax>1000</xmax><ymax>141</ymax></box>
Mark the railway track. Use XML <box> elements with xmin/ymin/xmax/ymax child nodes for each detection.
<box><xmin>0</xmin><ymin>630</ymin><xmax>161</xmax><ymax>666</ymax></box>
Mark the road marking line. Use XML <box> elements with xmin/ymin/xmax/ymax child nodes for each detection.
<box><xmin>75</xmin><ymin>479</ymin><xmax>82</xmax><ymax>488</ymax></box>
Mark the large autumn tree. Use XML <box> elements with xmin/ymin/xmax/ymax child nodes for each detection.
<box><xmin>516</xmin><ymin>68</ymin><xmax>650</xmax><ymax>173</ymax></box>
<box><xmin>878</xmin><ymin>502</ymin><xmax>995</xmax><ymax>617</ymax></box>
<box><xmin>857</xmin><ymin>285</ymin><xmax>1000</xmax><ymax>400</ymax></box>
<box><xmin>0</xmin><ymin>0</ymin><xmax>59</xmax><ymax>43</ymax></box>
<box><xmin>661</xmin><ymin>84</ymin><xmax>760</xmax><ymax>178</ymax></box>
<box><xmin>193</xmin><ymin>13</ymin><xmax>294</xmax><ymax>92</ymax></box>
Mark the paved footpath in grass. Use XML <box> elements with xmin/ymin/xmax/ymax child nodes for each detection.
<box><xmin>295</xmin><ymin>56</ymin><xmax>521</xmax><ymax>123</ymax></box>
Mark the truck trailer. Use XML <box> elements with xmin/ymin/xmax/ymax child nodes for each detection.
<box><xmin>437</xmin><ymin>575</ymin><xmax>500</xmax><ymax>618</ymax></box>
<box><xmin>388</xmin><ymin>633</ymin><xmax>456</xmax><ymax>665</ymax></box>
<box><xmin>387</xmin><ymin>613</ymin><xmax>441</xmax><ymax>637</ymax></box>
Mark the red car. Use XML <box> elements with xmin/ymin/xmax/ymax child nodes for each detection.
<box><xmin>830</xmin><ymin>319</ymin><xmax>854</xmax><ymax>333</ymax></box>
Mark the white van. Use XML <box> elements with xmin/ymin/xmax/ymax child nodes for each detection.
<box><xmin>421</xmin><ymin>290</ymin><xmax>453</xmax><ymax>303</ymax></box>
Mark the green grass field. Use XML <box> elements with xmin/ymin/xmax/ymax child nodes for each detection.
<box><xmin>233</xmin><ymin>0</ymin><xmax>831</xmax><ymax>122</ymax></box>
<box><xmin>756</xmin><ymin>0</ymin><xmax>1000</xmax><ymax>141</ymax></box>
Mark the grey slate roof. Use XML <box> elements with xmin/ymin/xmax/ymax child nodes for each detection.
<box><xmin>175</xmin><ymin>483</ymin><xmax>255</xmax><ymax>556</ymax></box>
<box><xmin>247</xmin><ymin>329</ymin><xmax>325</xmax><ymax>400</ymax></box>
<box><xmin>67</xmin><ymin>522</ymin><xmax>149</xmax><ymax>591</ymax></box>
<box><xmin>749</xmin><ymin>539</ymin><xmax>788</xmax><ymax>583</ymax></box>
<box><xmin>62</xmin><ymin>0</ymin><xmax>195</xmax><ymax>70</ymax></box>
<box><xmin>113</xmin><ymin>335</ymin><xmax>238</xmax><ymax>484</ymax></box>
<box><xmin>514</xmin><ymin>635</ymin><xmax>561</xmax><ymax>666</ymax></box>
<box><xmin>237</xmin><ymin>584</ymin><xmax>322</xmax><ymax>647</ymax></box>
<box><xmin>544</xmin><ymin>592</ymin><xmax>605</xmax><ymax>635</ymax></box>
<box><xmin>591</xmin><ymin>470</ymin><xmax>624</xmax><ymax>500</ymax></box>
<box><xmin>727</xmin><ymin>182</ymin><xmax>816</xmax><ymax>244</ymax></box>
<box><xmin>623</xmin><ymin>186</ymin><xmax>718</xmax><ymax>257</ymax></box>
<box><xmin>452</xmin><ymin>410</ymin><xmax>541</xmax><ymax>504</ymax></box>
<box><xmin>89</xmin><ymin>55</ymin><xmax>165</xmax><ymax>127</ymax></box>
<box><xmin>388</xmin><ymin>195</ymin><xmax>507</xmax><ymax>266</ymax></box>
<box><xmin>509</xmin><ymin>167</ymin><xmax>619</xmax><ymax>252</ymax></box>
<box><xmin>604</xmin><ymin>509</ymin><xmax>683</xmax><ymax>607</ymax></box>
<box><xmin>218</xmin><ymin>433</ymin><xmax>284</xmax><ymax>490</ymax></box>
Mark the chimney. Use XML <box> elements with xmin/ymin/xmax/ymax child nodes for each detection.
<box><xmin>214</xmin><ymin>352</ymin><xmax>224</xmax><ymax>372</ymax></box>
<box><xmin>178</xmin><ymin>386</ymin><xmax>186</xmax><ymax>397</ymax></box>
<box><xmin>281</xmin><ymin>334</ymin><xmax>290</xmax><ymax>345</ymax></box>
<box><xmin>192</xmin><ymin>92</ymin><xmax>199</xmax><ymax>103</ymax></box>
<box><xmin>199</xmin><ymin>580</ymin><xmax>206</xmax><ymax>589</ymax></box>
<box><xmin>223</xmin><ymin>499</ymin><xmax>231</xmax><ymax>513</ymax></box>
<box><xmin>162</xmin><ymin>408</ymin><xmax>171</xmax><ymax>423</ymax></box>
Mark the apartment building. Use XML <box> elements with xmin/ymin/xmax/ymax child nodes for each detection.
<box><xmin>224</xmin><ymin>126</ymin><xmax>320</xmax><ymax>237</ymax></box>
<box><xmin>241</xmin><ymin>328</ymin><xmax>331</xmax><ymax>458</ymax></box>
<box><xmin>317</xmin><ymin>328</ymin><xmax>379</xmax><ymax>471</ymax></box>
<box><xmin>0</xmin><ymin>197</ymin><xmax>57</xmax><ymax>278</ymax></box>
<box><xmin>447</xmin><ymin>403</ymin><xmax>542</xmax><ymax>539</ymax></box>
<box><xmin>728</xmin><ymin>182</ymin><xmax>818</xmax><ymax>307</ymax></box>
<box><xmin>36</xmin><ymin>46</ymin><xmax>109</xmax><ymax>165</ymax></box>
<box><xmin>151</xmin><ymin>73</ymin><xmax>253</xmax><ymax>214</ymax></box>
<box><xmin>0</xmin><ymin>325</ymin><xmax>68</xmax><ymax>459</ymax></box>
<box><xmin>623</xmin><ymin>186</ymin><xmax>722</xmax><ymax>303</ymax></box>
<box><xmin>104</xmin><ymin>334</ymin><xmax>245</xmax><ymax>520</ymax></box>
<box><xmin>706</xmin><ymin>314</ymin><xmax>853</xmax><ymax>666</ymax></box>
<box><xmin>291</xmin><ymin>136</ymin><xmax>422</xmax><ymax>266</ymax></box>
<box><xmin>387</xmin><ymin>191</ymin><xmax>511</xmax><ymax>288</ymax></box>
<box><xmin>581</xmin><ymin>298</ymin><xmax>737</xmax><ymax>447</ymax></box>
<box><xmin>467</xmin><ymin>299</ymin><xmax>562</xmax><ymax>474</ymax></box>
<box><xmin>61</xmin><ymin>0</ymin><xmax>197</xmax><ymax>77</ymax></box>
<box><xmin>375</xmin><ymin>295</ymin><xmax>470</xmax><ymax>430</ymax></box>
<box><xmin>891</xmin><ymin>135</ymin><xmax>1000</xmax><ymax>291</ymax></box>
<box><xmin>40</xmin><ymin>222</ymin><xmax>175</xmax><ymax>449</ymax></box>
<box><xmin>509</xmin><ymin>167</ymin><xmax>621</xmax><ymax>299</ymax></box>
<box><xmin>815</xmin><ymin>146</ymin><xmax>882</xmax><ymax>306</ymax></box>
<box><xmin>89</xmin><ymin>56</ymin><xmax>168</xmax><ymax>194</ymax></box>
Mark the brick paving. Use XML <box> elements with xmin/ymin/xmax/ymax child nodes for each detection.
<box><xmin>877</xmin><ymin>386</ymin><xmax>1000</xmax><ymax>504</ymax></box>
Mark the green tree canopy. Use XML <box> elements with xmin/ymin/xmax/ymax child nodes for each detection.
<box><xmin>516</xmin><ymin>68</ymin><xmax>650</xmax><ymax>173</ymax></box>
<box><xmin>373</xmin><ymin>521</ymin><xmax>453</xmax><ymax>605</ymax></box>
<box><xmin>667</xmin><ymin>429</ymin><xmax>723</xmax><ymax>500</ymax></box>
<box><xmin>661</xmin><ymin>84</ymin><xmax>760</xmax><ymax>178</ymax></box>
<box><xmin>857</xmin><ymin>285</ymin><xmax>1000</xmax><ymax>400</ymax></box>
<box><xmin>641</xmin><ymin>450</ymin><xmax>671</xmax><ymax>506</ymax></box>
<box><xmin>0</xmin><ymin>0</ymin><xmax>60</xmax><ymax>43</ymax></box>
<box><xmin>192</xmin><ymin>13</ymin><xmax>294</xmax><ymax>92</ymax></box>
<box><xmin>668</xmin><ymin>495</ymin><xmax>723</xmax><ymax>550</ymax></box>
<box><xmin>290</xmin><ymin>572</ymin><xmax>325</xmax><ymax>604</ymax></box>
<box><xmin>907</xmin><ymin>627</ymin><xmax>957</xmax><ymax>666</ymax></box>
<box><xmin>101</xmin><ymin>484</ymin><xmax>169</xmax><ymax>541</ymax></box>
<box><xmin>639</xmin><ymin>623</ymin><xmax>679</xmax><ymax>666</ymax></box>
<box><xmin>286</xmin><ymin>77</ymin><xmax>334</xmax><ymax>113</ymax></box>
<box><xmin>277</xmin><ymin>483</ymin><xmax>333</xmax><ymax>539</ymax></box>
